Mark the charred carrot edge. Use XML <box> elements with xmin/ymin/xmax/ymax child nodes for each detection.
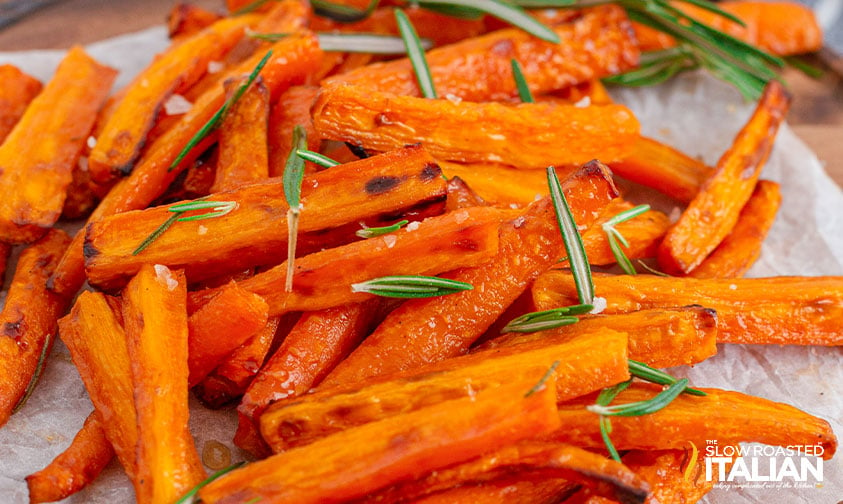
<box><xmin>439</xmin><ymin>160</ymin><xmax>553</xmax><ymax>206</ymax></box>
<box><xmin>25</xmin><ymin>413</ymin><xmax>115</xmax><ymax>504</ymax></box>
<box><xmin>59</xmin><ymin>291</ymin><xmax>138</xmax><ymax>480</ymax></box>
<box><xmin>187</xmin><ymin>282</ymin><xmax>270</xmax><ymax>387</ymax></box>
<box><xmin>658</xmin><ymin>82</ymin><xmax>790</xmax><ymax>274</ymax></box>
<box><xmin>0</xmin><ymin>64</ymin><xmax>42</xmax><ymax>144</ymax></box>
<box><xmin>61</xmin><ymin>162</ymin><xmax>100</xmax><ymax>220</ymax></box>
<box><xmin>0</xmin><ymin>230</ymin><xmax>71</xmax><ymax>427</ymax></box>
<box><xmin>552</xmin><ymin>383</ymin><xmax>837</xmax><ymax>459</ymax></box>
<box><xmin>320</xmin><ymin>162</ymin><xmax>618</xmax><ymax>386</ymax></box>
<box><xmin>85</xmin><ymin>144</ymin><xmax>448</xmax><ymax>291</ymax></box>
<box><xmin>327</xmin><ymin>5</ymin><xmax>639</xmax><ymax>102</ymax></box>
<box><xmin>0</xmin><ymin>243</ymin><xmax>10</xmax><ymax>285</ymax></box>
<box><xmin>634</xmin><ymin>1</ymin><xmax>823</xmax><ymax>56</ymax></box>
<box><xmin>235</xmin><ymin>301</ymin><xmax>384</xmax><ymax>456</ymax></box>
<box><xmin>122</xmin><ymin>264</ymin><xmax>204</xmax><ymax>502</ymax></box>
<box><xmin>533</xmin><ymin>270</ymin><xmax>843</xmax><ymax>346</ymax></box>
<box><xmin>200</xmin><ymin>376</ymin><xmax>562</xmax><ymax>503</ymax></box>
<box><xmin>261</xmin><ymin>328</ymin><xmax>629</xmax><ymax>452</ymax></box>
<box><xmin>49</xmin><ymin>31</ymin><xmax>323</xmax><ymax>298</ymax></box>
<box><xmin>364</xmin><ymin>442</ymin><xmax>650</xmax><ymax>504</ymax></box>
<box><xmin>190</xmin><ymin>205</ymin><xmax>509</xmax><ymax>315</ymax></box>
<box><xmin>267</xmin><ymin>85</ymin><xmax>320</xmax><ymax>178</ymax></box>
<box><xmin>578</xmin><ymin>198</ymin><xmax>670</xmax><ymax>266</ymax></box>
<box><xmin>609</xmin><ymin>136</ymin><xmax>712</xmax><ymax>203</ymax></box>
<box><xmin>0</xmin><ymin>47</ymin><xmax>115</xmax><ymax>244</ymax></box>
<box><xmin>313</xmin><ymin>83</ymin><xmax>640</xmax><ymax>169</ymax></box>
<box><xmin>167</xmin><ymin>3</ymin><xmax>223</xmax><ymax>39</ymax></box>
<box><xmin>444</xmin><ymin>176</ymin><xmax>486</xmax><ymax>211</ymax></box>
<box><xmin>689</xmin><ymin>180</ymin><xmax>781</xmax><ymax>278</ymax></box>
<box><xmin>88</xmin><ymin>14</ymin><xmax>260</xmax><ymax>183</ymax></box>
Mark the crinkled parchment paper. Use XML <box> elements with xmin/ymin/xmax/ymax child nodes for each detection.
<box><xmin>1</xmin><ymin>27</ymin><xmax>841</xmax><ymax>504</ymax></box>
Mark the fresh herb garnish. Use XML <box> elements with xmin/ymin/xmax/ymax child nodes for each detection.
<box><xmin>283</xmin><ymin>125</ymin><xmax>307</xmax><ymax>292</ymax></box>
<box><xmin>525</xmin><ymin>360</ymin><xmax>560</xmax><ymax>397</ymax></box>
<box><xmin>637</xmin><ymin>260</ymin><xmax>671</xmax><ymax>277</ymax></box>
<box><xmin>312</xmin><ymin>0</ymin><xmax>378</xmax><ymax>22</ymax></box>
<box><xmin>628</xmin><ymin>359</ymin><xmax>706</xmax><ymax>396</ymax></box>
<box><xmin>356</xmin><ymin>220</ymin><xmax>410</xmax><ymax>239</ymax></box>
<box><xmin>12</xmin><ymin>332</ymin><xmax>52</xmax><ymax>414</ymax></box>
<box><xmin>416</xmin><ymin>0</ymin><xmax>560</xmax><ymax>43</ymax></box>
<box><xmin>547</xmin><ymin>166</ymin><xmax>594</xmax><ymax>305</ymax></box>
<box><xmin>395</xmin><ymin>9</ymin><xmax>437</xmax><ymax>99</ymax></box>
<box><xmin>248</xmin><ymin>31</ymin><xmax>433</xmax><ymax>54</ymax></box>
<box><xmin>175</xmin><ymin>461</ymin><xmax>246</xmax><ymax>504</ymax></box>
<box><xmin>510</xmin><ymin>58</ymin><xmax>534</xmax><ymax>103</ymax></box>
<box><xmin>169</xmin><ymin>50</ymin><xmax>272</xmax><ymax>172</ymax></box>
<box><xmin>502</xmin><ymin>304</ymin><xmax>592</xmax><ymax>333</ymax></box>
<box><xmin>602</xmin><ymin>204</ymin><xmax>650</xmax><ymax>275</ymax></box>
<box><xmin>588</xmin><ymin>378</ymin><xmax>690</xmax><ymax>417</ymax></box>
<box><xmin>295</xmin><ymin>149</ymin><xmax>339</xmax><ymax>168</ymax></box>
<box><xmin>351</xmin><ymin>275</ymin><xmax>473</xmax><ymax>298</ymax></box>
<box><xmin>595</xmin><ymin>379</ymin><xmax>632</xmax><ymax>462</ymax></box>
<box><xmin>132</xmin><ymin>199</ymin><xmax>237</xmax><ymax>255</ymax></box>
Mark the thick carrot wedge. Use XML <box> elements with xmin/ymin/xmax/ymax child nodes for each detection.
<box><xmin>533</xmin><ymin>270</ymin><xmax>843</xmax><ymax>345</ymax></box>
<box><xmin>439</xmin><ymin>160</ymin><xmax>553</xmax><ymax>206</ymax></box>
<box><xmin>59</xmin><ymin>292</ymin><xmax>138</xmax><ymax>480</ymax></box>
<box><xmin>212</xmin><ymin>76</ymin><xmax>270</xmax><ymax>192</ymax></box>
<box><xmin>0</xmin><ymin>64</ymin><xmax>42</xmax><ymax>143</ymax></box>
<box><xmin>312</xmin><ymin>83</ymin><xmax>640</xmax><ymax>169</ymax></box>
<box><xmin>579</xmin><ymin>199</ymin><xmax>670</xmax><ymax>267</ymax></box>
<box><xmin>122</xmin><ymin>264</ymin><xmax>204</xmax><ymax>503</ymax></box>
<box><xmin>168</xmin><ymin>3</ymin><xmax>223</xmax><ymax>39</ymax></box>
<box><xmin>25</xmin><ymin>413</ymin><xmax>115</xmax><ymax>504</ymax></box>
<box><xmin>689</xmin><ymin>180</ymin><xmax>781</xmax><ymax>278</ymax></box>
<box><xmin>188</xmin><ymin>282</ymin><xmax>270</xmax><ymax>386</ymax></box>
<box><xmin>49</xmin><ymin>32</ymin><xmax>323</xmax><ymax>297</ymax></box>
<box><xmin>550</xmin><ymin>383</ymin><xmax>837</xmax><ymax>459</ymax></box>
<box><xmin>321</xmin><ymin>162</ymin><xmax>617</xmax><ymax>385</ymax></box>
<box><xmin>0</xmin><ymin>47</ymin><xmax>115</xmax><ymax>244</ymax></box>
<box><xmin>658</xmin><ymin>82</ymin><xmax>790</xmax><ymax>274</ymax></box>
<box><xmin>261</xmin><ymin>328</ymin><xmax>629</xmax><ymax>452</ymax></box>
<box><xmin>267</xmin><ymin>85</ymin><xmax>320</xmax><ymax>177</ymax></box>
<box><xmin>0</xmin><ymin>230</ymin><xmax>70</xmax><ymax>426</ymax></box>
<box><xmin>190</xmin><ymin>205</ymin><xmax>508</xmax><ymax>315</ymax></box>
<box><xmin>609</xmin><ymin>136</ymin><xmax>712</xmax><ymax>203</ymax></box>
<box><xmin>200</xmin><ymin>376</ymin><xmax>561</xmax><ymax>503</ymax></box>
<box><xmin>327</xmin><ymin>6</ymin><xmax>638</xmax><ymax>101</ymax></box>
<box><xmin>486</xmin><ymin>306</ymin><xmax>717</xmax><ymax>368</ymax></box>
<box><xmin>85</xmin><ymin>144</ymin><xmax>447</xmax><ymax>290</ymax></box>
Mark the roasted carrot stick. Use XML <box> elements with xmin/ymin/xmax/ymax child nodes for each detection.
<box><xmin>312</xmin><ymin>83</ymin><xmax>640</xmax><ymax>169</ymax></box>
<box><xmin>49</xmin><ymin>31</ymin><xmax>323</xmax><ymax>297</ymax></box>
<box><xmin>658</xmin><ymin>82</ymin><xmax>790</xmax><ymax>274</ymax></box>
<box><xmin>0</xmin><ymin>64</ymin><xmax>42</xmax><ymax>143</ymax></box>
<box><xmin>88</xmin><ymin>14</ymin><xmax>259</xmax><ymax>183</ymax></box>
<box><xmin>327</xmin><ymin>5</ymin><xmax>638</xmax><ymax>101</ymax></box>
<box><xmin>261</xmin><ymin>328</ymin><xmax>629</xmax><ymax>452</ymax></box>
<box><xmin>438</xmin><ymin>160</ymin><xmax>554</xmax><ymax>206</ymax></box>
<box><xmin>551</xmin><ymin>383</ymin><xmax>837</xmax><ymax>459</ymax></box>
<box><xmin>0</xmin><ymin>230</ymin><xmax>70</xmax><ymax>427</ymax></box>
<box><xmin>533</xmin><ymin>270</ymin><xmax>843</xmax><ymax>346</ymax></box>
<box><xmin>689</xmin><ymin>179</ymin><xmax>781</xmax><ymax>278</ymax></box>
<box><xmin>200</xmin><ymin>376</ymin><xmax>561</xmax><ymax>503</ymax></box>
<box><xmin>0</xmin><ymin>47</ymin><xmax>115</xmax><ymax>244</ymax></box>
<box><xmin>320</xmin><ymin>162</ymin><xmax>618</xmax><ymax>385</ymax></box>
<box><xmin>25</xmin><ymin>413</ymin><xmax>115</xmax><ymax>504</ymax></box>
<box><xmin>267</xmin><ymin>85</ymin><xmax>320</xmax><ymax>177</ymax></box>
<box><xmin>167</xmin><ymin>3</ymin><xmax>223</xmax><ymax>39</ymax></box>
<box><xmin>609</xmin><ymin>136</ymin><xmax>712</xmax><ymax>203</ymax></box>
<box><xmin>122</xmin><ymin>264</ymin><xmax>205</xmax><ymax>503</ymax></box>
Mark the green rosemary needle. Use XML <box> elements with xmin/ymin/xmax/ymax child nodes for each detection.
<box><xmin>249</xmin><ymin>31</ymin><xmax>433</xmax><ymax>54</ymax></box>
<box><xmin>510</xmin><ymin>58</ymin><xmax>534</xmax><ymax>103</ymax></box>
<box><xmin>296</xmin><ymin>149</ymin><xmax>339</xmax><ymax>168</ymax></box>
<box><xmin>525</xmin><ymin>360</ymin><xmax>560</xmax><ymax>397</ymax></box>
<box><xmin>356</xmin><ymin>220</ymin><xmax>410</xmax><ymax>239</ymax></box>
<box><xmin>234</xmin><ymin>0</ymin><xmax>377</xmax><ymax>20</ymax></box>
<box><xmin>601</xmin><ymin>204</ymin><xmax>650</xmax><ymax>275</ymax></box>
<box><xmin>628</xmin><ymin>359</ymin><xmax>706</xmax><ymax>396</ymax></box>
<box><xmin>416</xmin><ymin>0</ymin><xmax>559</xmax><ymax>43</ymax></box>
<box><xmin>12</xmin><ymin>332</ymin><xmax>52</xmax><ymax>414</ymax></box>
<box><xmin>587</xmin><ymin>378</ymin><xmax>690</xmax><ymax>417</ymax></box>
<box><xmin>351</xmin><ymin>275</ymin><xmax>473</xmax><ymax>298</ymax></box>
<box><xmin>395</xmin><ymin>9</ymin><xmax>437</xmax><ymax>99</ymax></box>
<box><xmin>175</xmin><ymin>461</ymin><xmax>246</xmax><ymax>504</ymax></box>
<box><xmin>132</xmin><ymin>199</ymin><xmax>237</xmax><ymax>255</ymax></box>
<box><xmin>283</xmin><ymin>125</ymin><xmax>308</xmax><ymax>292</ymax></box>
<box><xmin>502</xmin><ymin>304</ymin><xmax>592</xmax><ymax>333</ymax></box>
<box><xmin>595</xmin><ymin>379</ymin><xmax>633</xmax><ymax>462</ymax></box>
<box><xmin>547</xmin><ymin>166</ymin><xmax>594</xmax><ymax>305</ymax></box>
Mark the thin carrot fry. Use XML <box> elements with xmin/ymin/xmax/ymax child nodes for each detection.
<box><xmin>0</xmin><ymin>64</ymin><xmax>42</xmax><ymax>143</ymax></box>
<box><xmin>267</xmin><ymin>85</ymin><xmax>320</xmax><ymax>178</ymax></box>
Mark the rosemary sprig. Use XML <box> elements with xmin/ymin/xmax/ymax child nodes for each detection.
<box><xmin>588</xmin><ymin>378</ymin><xmax>689</xmax><ymax>417</ymax></box>
<box><xmin>628</xmin><ymin>359</ymin><xmax>706</xmax><ymax>396</ymax></box>
<box><xmin>234</xmin><ymin>0</ymin><xmax>377</xmax><ymax>21</ymax></box>
<box><xmin>525</xmin><ymin>360</ymin><xmax>560</xmax><ymax>397</ymax></box>
<box><xmin>510</xmin><ymin>58</ymin><xmax>534</xmax><ymax>103</ymax></box>
<box><xmin>637</xmin><ymin>260</ymin><xmax>671</xmax><ymax>277</ymax></box>
<box><xmin>395</xmin><ymin>9</ymin><xmax>437</xmax><ymax>99</ymax></box>
<box><xmin>356</xmin><ymin>220</ymin><xmax>410</xmax><ymax>239</ymax></box>
<box><xmin>175</xmin><ymin>461</ymin><xmax>246</xmax><ymax>504</ymax></box>
<box><xmin>502</xmin><ymin>304</ymin><xmax>592</xmax><ymax>333</ymax></box>
<box><xmin>249</xmin><ymin>31</ymin><xmax>433</xmax><ymax>54</ymax></box>
<box><xmin>296</xmin><ymin>149</ymin><xmax>339</xmax><ymax>168</ymax></box>
<box><xmin>132</xmin><ymin>199</ymin><xmax>237</xmax><ymax>255</ymax></box>
<box><xmin>602</xmin><ymin>204</ymin><xmax>649</xmax><ymax>275</ymax></box>
<box><xmin>351</xmin><ymin>275</ymin><xmax>473</xmax><ymax>298</ymax></box>
<box><xmin>416</xmin><ymin>0</ymin><xmax>560</xmax><ymax>43</ymax></box>
<box><xmin>595</xmin><ymin>379</ymin><xmax>632</xmax><ymax>462</ymax></box>
<box><xmin>547</xmin><ymin>166</ymin><xmax>593</xmax><ymax>305</ymax></box>
<box><xmin>169</xmin><ymin>50</ymin><xmax>272</xmax><ymax>172</ymax></box>
<box><xmin>283</xmin><ymin>125</ymin><xmax>308</xmax><ymax>292</ymax></box>
<box><xmin>12</xmin><ymin>332</ymin><xmax>52</xmax><ymax>414</ymax></box>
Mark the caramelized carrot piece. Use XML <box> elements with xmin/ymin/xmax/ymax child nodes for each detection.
<box><xmin>167</xmin><ymin>3</ymin><xmax>223</xmax><ymax>39</ymax></box>
<box><xmin>438</xmin><ymin>160</ymin><xmax>553</xmax><ymax>206</ymax></box>
<box><xmin>327</xmin><ymin>6</ymin><xmax>638</xmax><ymax>101</ymax></box>
<box><xmin>261</xmin><ymin>328</ymin><xmax>629</xmax><ymax>452</ymax></box>
<box><xmin>49</xmin><ymin>32</ymin><xmax>323</xmax><ymax>297</ymax></box>
<box><xmin>609</xmin><ymin>136</ymin><xmax>712</xmax><ymax>203</ymax></box>
<box><xmin>579</xmin><ymin>199</ymin><xmax>670</xmax><ymax>266</ymax></box>
<box><xmin>200</xmin><ymin>376</ymin><xmax>561</xmax><ymax>503</ymax></box>
<box><xmin>658</xmin><ymin>82</ymin><xmax>790</xmax><ymax>274</ymax></box>
<box><xmin>0</xmin><ymin>47</ymin><xmax>115</xmax><ymax>244</ymax></box>
<box><xmin>85</xmin><ymin>145</ymin><xmax>448</xmax><ymax>290</ymax></box>
<box><xmin>88</xmin><ymin>15</ymin><xmax>259</xmax><ymax>183</ymax></box>
<box><xmin>0</xmin><ymin>230</ymin><xmax>70</xmax><ymax>426</ymax></box>
<box><xmin>551</xmin><ymin>383</ymin><xmax>837</xmax><ymax>459</ymax></box>
<box><xmin>689</xmin><ymin>179</ymin><xmax>781</xmax><ymax>278</ymax></box>
<box><xmin>0</xmin><ymin>64</ymin><xmax>42</xmax><ymax>143</ymax></box>
<box><xmin>268</xmin><ymin>85</ymin><xmax>320</xmax><ymax>177</ymax></box>
<box><xmin>61</xmin><ymin>161</ymin><xmax>100</xmax><ymax>220</ymax></box>
<box><xmin>25</xmin><ymin>413</ymin><xmax>115</xmax><ymax>504</ymax></box>
<box><xmin>313</xmin><ymin>83</ymin><xmax>640</xmax><ymax>169</ymax></box>
<box><xmin>122</xmin><ymin>264</ymin><xmax>204</xmax><ymax>503</ymax></box>
<box><xmin>533</xmin><ymin>270</ymin><xmax>843</xmax><ymax>346</ymax></box>
<box><xmin>320</xmin><ymin>162</ymin><xmax>618</xmax><ymax>385</ymax></box>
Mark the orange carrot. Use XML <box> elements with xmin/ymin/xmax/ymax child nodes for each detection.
<box><xmin>267</xmin><ymin>85</ymin><xmax>320</xmax><ymax>177</ymax></box>
<box><xmin>0</xmin><ymin>64</ymin><xmax>42</xmax><ymax>143</ymax></box>
<box><xmin>439</xmin><ymin>160</ymin><xmax>553</xmax><ymax>206</ymax></box>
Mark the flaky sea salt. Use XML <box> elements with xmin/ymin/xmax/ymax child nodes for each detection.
<box><xmin>164</xmin><ymin>94</ymin><xmax>193</xmax><ymax>115</ymax></box>
<box><xmin>153</xmin><ymin>264</ymin><xmax>179</xmax><ymax>291</ymax></box>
